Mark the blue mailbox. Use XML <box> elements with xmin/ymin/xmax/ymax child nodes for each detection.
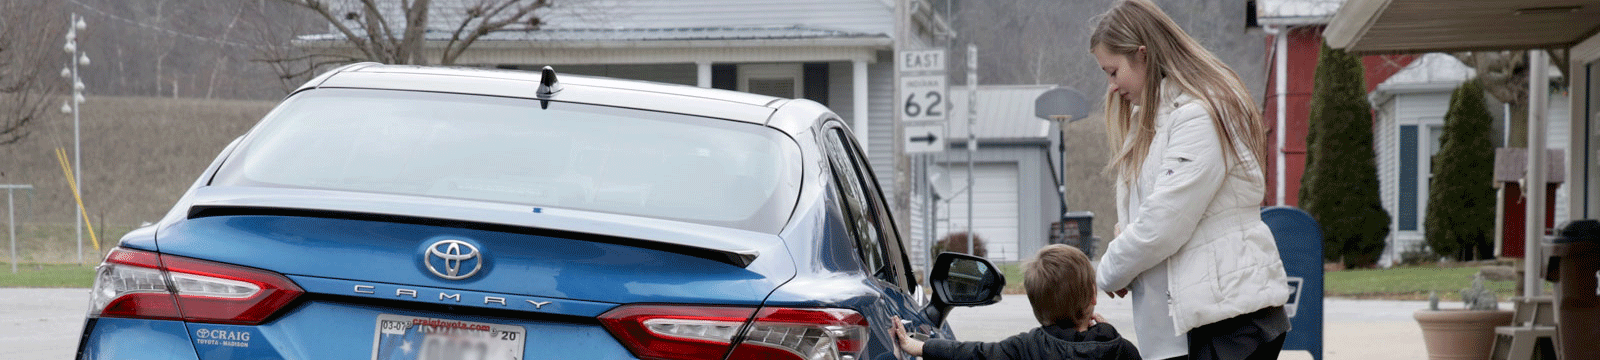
<box><xmin>1261</xmin><ymin>206</ymin><xmax>1323</xmax><ymax>360</ymax></box>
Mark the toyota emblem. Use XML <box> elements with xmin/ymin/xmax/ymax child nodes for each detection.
<box><xmin>424</xmin><ymin>239</ymin><xmax>482</xmax><ymax>280</ymax></box>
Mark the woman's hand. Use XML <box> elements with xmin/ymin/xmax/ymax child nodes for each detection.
<box><xmin>889</xmin><ymin>316</ymin><xmax>924</xmax><ymax>357</ymax></box>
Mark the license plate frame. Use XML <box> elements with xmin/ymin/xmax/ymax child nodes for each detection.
<box><xmin>371</xmin><ymin>314</ymin><xmax>527</xmax><ymax>360</ymax></box>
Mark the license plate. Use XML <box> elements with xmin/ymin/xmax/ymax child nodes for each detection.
<box><xmin>372</xmin><ymin>314</ymin><xmax>526</xmax><ymax>360</ymax></box>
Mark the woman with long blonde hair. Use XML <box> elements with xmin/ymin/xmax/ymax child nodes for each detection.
<box><xmin>1088</xmin><ymin>1</ymin><xmax>1294</xmax><ymax>359</ymax></box>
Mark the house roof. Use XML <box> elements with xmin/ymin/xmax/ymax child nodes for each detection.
<box><xmin>946</xmin><ymin>85</ymin><xmax>1058</xmax><ymax>141</ymax></box>
<box><xmin>297</xmin><ymin>25</ymin><xmax>887</xmax><ymax>43</ymax></box>
<box><xmin>1255</xmin><ymin>0</ymin><xmax>1346</xmax><ymax>26</ymax></box>
<box><xmin>305</xmin><ymin>0</ymin><xmax>897</xmax><ymax>44</ymax></box>
<box><xmin>1373</xmin><ymin>53</ymin><xmax>1474</xmax><ymax>91</ymax></box>
<box><xmin>1494</xmin><ymin>148</ymin><xmax>1565</xmax><ymax>183</ymax></box>
<box><xmin>1368</xmin><ymin>53</ymin><xmax>1474</xmax><ymax>104</ymax></box>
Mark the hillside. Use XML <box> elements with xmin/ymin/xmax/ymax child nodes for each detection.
<box><xmin>0</xmin><ymin>96</ymin><xmax>273</xmax><ymax>261</ymax></box>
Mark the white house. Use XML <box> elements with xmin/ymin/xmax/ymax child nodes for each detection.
<box><xmin>1368</xmin><ymin>53</ymin><xmax>1572</xmax><ymax>266</ymax></box>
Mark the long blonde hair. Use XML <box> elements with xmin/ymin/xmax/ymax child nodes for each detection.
<box><xmin>1090</xmin><ymin>0</ymin><xmax>1267</xmax><ymax>182</ymax></box>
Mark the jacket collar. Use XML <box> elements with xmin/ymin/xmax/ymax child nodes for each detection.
<box><xmin>1130</xmin><ymin>78</ymin><xmax>1194</xmax><ymax>124</ymax></box>
<box><xmin>1154</xmin><ymin>78</ymin><xmax>1193</xmax><ymax>117</ymax></box>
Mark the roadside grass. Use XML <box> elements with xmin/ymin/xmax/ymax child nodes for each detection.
<box><xmin>999</xmin><ymin>262</ymin><xmax>1025</xmax><ymax>294</ymax></box>
<box><xmin>0</xmin><ymin>263</ymin><xmax>96</xmax><ymax>288</ymax></box>
<box><xmin>1326</xmin><ymin>265</ymin><xmax>1549</xmax><ymax>301</ymax></box>
<box><xmin>996</xmin><ymin>262</ymin><xmax>1547</xmax><ymax>301</ymax></box>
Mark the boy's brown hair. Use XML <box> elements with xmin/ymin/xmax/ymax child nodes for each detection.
<box><xmin>1024</xmin><ymin>244</ymin><xmax>1096</xmax><ymax>327</ymax></box>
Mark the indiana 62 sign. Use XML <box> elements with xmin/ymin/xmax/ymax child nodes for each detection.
<box><xmin>901</xmin><ymin>75</ymin><xmax>946</xmax><ymax>122</ymax></box>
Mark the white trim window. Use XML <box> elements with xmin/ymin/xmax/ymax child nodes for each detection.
<box><xmin>738</xmin><ymin>64</ymin><xmax>802</xmax><ymax>98</ymax></box>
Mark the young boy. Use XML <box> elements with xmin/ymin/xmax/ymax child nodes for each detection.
<box><xmin>892</xmin><ymin>244</ymin><xmax>1141</xmax><ymax>360</ymax></box>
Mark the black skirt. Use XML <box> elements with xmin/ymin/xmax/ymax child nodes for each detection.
<box><xmin>1182</xmin><ymin>306</ymin><xmax>1290</xmax><ymax>360</ymax></box>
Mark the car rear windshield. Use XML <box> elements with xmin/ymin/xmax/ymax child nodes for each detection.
<box><xmin>212</xmin><ymin>88</ymin><xmax>801</xmax><ymax>234</ymax></box>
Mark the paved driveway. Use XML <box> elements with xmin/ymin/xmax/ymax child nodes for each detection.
<box><xmin>4</xmin><ymin>288</ymin><xmax>1430</xmax><ymax>360</ymax></box>
<box><xmin>1</xmin><ymin>288</ymin><xmax>89</xmax><ymax>360</ymax></box>
<box><xmin>946</xmin><ymin>293</ymin><xmax>1431</xmax><ymax>360</ymax></box>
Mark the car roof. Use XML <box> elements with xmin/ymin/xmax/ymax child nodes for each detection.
<box><xmin>294</xmin><ymin>63</ymin><xmax>786</xmax><ymax>125</ymax></box>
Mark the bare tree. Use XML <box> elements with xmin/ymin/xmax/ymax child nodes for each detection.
<box><xmin>262</xmin><ymin>0</ymin><xmax>554</xmax><ymax>84</ymax></box>
<box><xmin>1451</xmin><ymin>49</ymin><xmax>1568</xmax><ymax>148</ymax></box>
<box><xmin>947</xmin><ymin>0</ymin><xmax>1264</xmax><ymax>99</ymax></box>
<box><xmin>0</xmin><ymin>0</ymin><xmax>65</xmax><ymax>145</ymax></box>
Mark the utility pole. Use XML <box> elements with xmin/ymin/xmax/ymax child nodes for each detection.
<box><xmin>60</xmin><ymin>13</ymin><xmax>89</xmax><ymax>264</ymax></box>
<box><xmin>965</xmin><ymin>44</ymin><xmax>976</xmax><ymax>255</ymax></box>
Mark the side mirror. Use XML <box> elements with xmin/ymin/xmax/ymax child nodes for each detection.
<box><xmin>923</xmin><ymin>252</ymin><xmax>1005</xmax><ymax>326</ymax></box>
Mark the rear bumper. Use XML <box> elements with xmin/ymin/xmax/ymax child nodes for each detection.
<box><xmin>78</xmin><ymin>318</ymin><xmax>200</xmax><ymax>360</ymax></box>
<box><xmin>78</xmin><ymin>300</ymin><xmax>638</xmax><ymax>360</ymax></box>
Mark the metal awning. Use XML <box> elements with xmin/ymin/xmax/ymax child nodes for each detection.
<box><xmin>1326</xmin><ymin>0</ymin><xmax>1600</xmax><ymax>54</ymax></box>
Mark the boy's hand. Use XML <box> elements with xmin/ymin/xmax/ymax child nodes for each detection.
<box><xmin>889</xmin><ymin>316</ymin><xmax>924</xmax><ymax>357</ymax></box>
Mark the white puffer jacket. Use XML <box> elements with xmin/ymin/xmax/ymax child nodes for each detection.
<box><xmin>1095</xmin><ymin>81</ymin><xmax>1294</xmax><ymax>336</ymax></box>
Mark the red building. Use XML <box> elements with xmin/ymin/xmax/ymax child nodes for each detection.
<box><xmin>1256</xmin><ymin>1</ymin><xmax>1413</xmax><ymax>207</ymax></box>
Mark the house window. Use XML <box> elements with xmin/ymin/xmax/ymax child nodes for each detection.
<box><xmin>738</xmin><ymin>64</ymin><xmax>802</xmax><ymax>98</ymax></box>
<box><xmin>1399</xmin><ymin>125</ymin><xmax>1419</xmax><ymax>231</ymax></box>
<box><xmin>748</xmin><ymin>78</ymin><xmax>797</xmax><ymax>98</ymax></box>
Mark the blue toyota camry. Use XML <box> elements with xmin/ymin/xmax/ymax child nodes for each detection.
<box><xmin>76</xmin><ymin>64</ymin><xmax>1003</xmax><ymax>360</ymax></box>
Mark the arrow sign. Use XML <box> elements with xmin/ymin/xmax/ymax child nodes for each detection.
<box><xmin>904</xmin><ymin>124</ymin><xmax>945</xmax><ymax>154</ymax></box>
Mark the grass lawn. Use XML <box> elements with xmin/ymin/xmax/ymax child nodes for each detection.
<box><xmin>998</xmin><ymin>262</ymin><xmax>1026</xmax><ymax>294</ymax></box>
<box><xmin>1326</xmin><ymin>265</ymin><xmax>1549</xmax><ymax>301</ymax></box>
<box><xmin>996</xmin><ymin>262</ymin><xmax>1547</xmax><ymax>301</ymax></box>
<box><xmin>0</xmin><ymin>263</ymin><xmax>97</xmax><ymax>288</ymax></box>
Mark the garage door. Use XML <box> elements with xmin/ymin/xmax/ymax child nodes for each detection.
<box><xmin>936</xmin><ymin>163</ymin><xmax>1020</xmax><ymax>262</ymax></box>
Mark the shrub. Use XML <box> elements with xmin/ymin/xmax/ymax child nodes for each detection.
<box><xmin>1424</xmin><ymin>79</ymin><xmax>1497</xmax><ymax>261</ymax></box>
<box><xmin>932</xmin><ymin>231</ymin><xmax>988</xmax><ymax>258</ymax></box>
<box><xmin>1299</xmin><ymin>44</ymin><xmax>1391</xmax><ymax>267</ymax></box>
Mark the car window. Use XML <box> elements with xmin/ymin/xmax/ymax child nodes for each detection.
<box><xmin>836</xmin><ymin>130</ymin><xmax>916</xmax><ymax>292</ymax></box>
<box><xmin>820</xmin><ymin>126</ymin><xmax>894</xmax><ymax>285</ymax></box>
<box><xmin>211</xmin><ymin>88</ymin><xmax>802</xmax><ymax>234</ymax></box>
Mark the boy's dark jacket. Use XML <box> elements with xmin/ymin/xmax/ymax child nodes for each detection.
<box><xmin>920</xmin><ymin>322</ymin><xmax>1142</xmax><ymax>360</ymax></box>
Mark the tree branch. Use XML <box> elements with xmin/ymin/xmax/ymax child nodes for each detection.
<box><xmin>442</xmin><ymin>0</ymin><xmax>547</xmax><ymax>64</ymax></box>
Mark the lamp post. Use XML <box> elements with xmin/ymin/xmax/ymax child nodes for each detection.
<box><xmin>61</xmin><ymin>13</ymin><xmax>88</xmax><ymax>264</ymax></box>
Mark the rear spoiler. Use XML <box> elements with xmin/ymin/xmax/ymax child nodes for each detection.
<box><xmin>187</xmin><ymin>202</ymin><xmax>759</xmax><ymax>268</ymax></box>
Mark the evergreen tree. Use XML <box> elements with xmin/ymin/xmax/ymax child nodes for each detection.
<box><xmin>1300</xmin><ymin>44</ymin><xmax>1391</xmax><ymax>267</ymax></box>
<box><xmin>1424</xmin><ymin>79</ymin><xmax>1496</xmax><ymax>260</ymax></box>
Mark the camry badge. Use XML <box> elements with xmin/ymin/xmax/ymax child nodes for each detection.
<box><xmin>424</xmin><ymin>240</ymin><xmax>482</xmax><ymax>280</ymax></box>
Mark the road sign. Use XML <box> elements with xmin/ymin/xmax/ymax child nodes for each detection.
<box><xmin>901</xmin><ymin>75</ymin><xmax>947</xmax><ymax>122</ymax></box>
<box><xmin>904</xmin><ymin>123</ymin><xmax>946</xmax><ymax>154</ymax></box>
<box><xmin>898</xmin><ymin>50</ymin><xmax>946</xmax><ymax>73</ymax></box>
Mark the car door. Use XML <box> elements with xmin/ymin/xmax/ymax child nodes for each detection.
<box><xmin>818</xmin><ymin>122</ymin><xmax>951</xmax><ymax>357</ymax></box>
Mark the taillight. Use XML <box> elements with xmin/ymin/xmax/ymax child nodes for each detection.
<box><xmin>598</xmin><ymin>304</ymin><xmax>868</xmax><ymax>360</ymax></box>
<box><xmin>88</xmin><ymin>247</ymin><xmax>304</xmax><ymax>325</ymax></box>
<box><xmin>729</xmin><ymin>307</ymin><xmax>867</xmax><ymax>359</ymax></box>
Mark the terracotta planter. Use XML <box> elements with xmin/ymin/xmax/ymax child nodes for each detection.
<box><xmin>1413</xmin><ymin>309</ymin><xmax>1514</xmax><ymax>360</ymax></box>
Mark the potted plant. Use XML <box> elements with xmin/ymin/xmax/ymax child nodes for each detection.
<box><xmin>1414</xmin><ymin>274</ymin><xmax>1514</xmax><ymax>360</ymax></box>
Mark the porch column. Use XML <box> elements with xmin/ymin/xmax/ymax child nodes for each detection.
<box><xmin>697</xmin><ymin>61</ymin><xmax>712</xmax><ymax>88</ymax></box>
<box><xmin>1525</xmin><ymin>49</ymin><xmax>1548</xmax><ymax>298</ymax></box>
<box><xmin>854</xmin><ymin>59</ymin><xmax>870</xmax><ymax>152</ymax></box>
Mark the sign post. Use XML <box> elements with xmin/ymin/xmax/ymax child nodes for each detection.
<box><xmin>4</xmin><ymin>184</ymin><xmax>33</xmax><ymax>274</ymax></box>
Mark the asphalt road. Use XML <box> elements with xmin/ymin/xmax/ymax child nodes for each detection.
<box><xmin>947</xmin><ymin>293</ymin><xmax>1434</xmax><ymax>360</ymax></box>
<box><xmin>1</xmin><ymin>288</ymin><xmax>89</xmax><ymax>360</ymax></box>
<box><xmin>4</xmin><ymin>288</ymin><xmax>1430</xmax><ymax>360</ymax></box>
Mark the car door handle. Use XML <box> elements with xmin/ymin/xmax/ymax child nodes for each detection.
<box><xmin>899</xmin><ymin>318</ymin><xmax>931</xmax><ymax>341</ymax></box>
